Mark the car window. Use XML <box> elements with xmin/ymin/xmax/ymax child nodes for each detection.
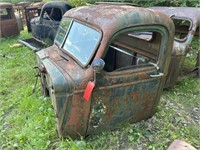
<box><xmin>63</xmin><ymin>21</ymin><xmax>101</xmax><ymax>66</ymax></box>
<box><xmin>0</xmin><ymin>8</ymin><xmax>12</xmax><ymax>20</ymax></box>
<box><xmin>43</xmin><ymin>8</ymin><xmax>62</xmax><ymax>21</ymax></box>
<box><xmin>43</xmin><ymin>8</ymin><xmax>52</xmax><ymax>20</ymax></box>
<box><xmin>54</xmin><ymin>18</ymin><xmax>71</xmax><ymax>47</ymax></box>
<box><xmin>103</xmin><ymin>30</ymin><xmax>162</xmax><ymax>72</ymax></box>
<box><xmin>172</xmin><ymin>18</ymin><xmax>191</xmax><ymax>40</ymax></box>
<box><xmin>50</xmin><ymin>8</ymin><xmax>62</xmax><ymax>21</ymax></box>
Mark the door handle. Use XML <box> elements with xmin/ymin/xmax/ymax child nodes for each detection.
<box><xmin>150</xmin><ymin>72</ymin><xmax>164</xmax><ymax>78</ymax></box>
<box><xmin>148</xmin><ymin>62</ymin><xmax>164</xmax><ymax>78</ymax></box>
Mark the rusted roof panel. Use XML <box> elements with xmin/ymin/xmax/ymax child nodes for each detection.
<box><xmin>150</xmin><ymin>7</ymin><xmax>200</xmax><ymax>25</ymax></box>
<box><xmin>64</xmin><ymin>5</ymin><xmax>174</xmax><ymax>37</ymax></box>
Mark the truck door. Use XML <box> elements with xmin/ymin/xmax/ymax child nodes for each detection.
<box><xmin>88</xmin><ymin>26</ymin><xmax>171</xmax><ymax>133</ymax></box>
<box><xmin>36</xmin><ymin>7</ymin><xmax>62</xmax><ymax>41</ymax></box>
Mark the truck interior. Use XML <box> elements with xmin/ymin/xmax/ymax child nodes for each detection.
<box><xmin>103</xmin><ymin>31</ymin><xmax>162</xmax><ymax>72</ymax></box>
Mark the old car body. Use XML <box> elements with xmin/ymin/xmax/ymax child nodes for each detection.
<box><xmin>31</xmin><ymin>1</ymin><xmax>72</xmax><ymax>42</ymax></box>
<box><xmin>24</xmin><ymin>2</ymin><xmax>45</xmax><ymax>32</ymax></box>
<box><xmin>150</xmin><ymin>7</ymin><xmax>200</xmax><ymax>88</ymax></box>
<box><xmin>18</xmin><ymin>1</ymin><xmax>72</xmax><ymax>51</ymax></box>
<box><xmin>36</xmin><ymin>4</ymin><xmax>175</xmax><ymax>138</ymax></box>
<box><xmin>0</xmin><ymin>2</ymin><xmax>19</xmax><ymax>38</ymax></box>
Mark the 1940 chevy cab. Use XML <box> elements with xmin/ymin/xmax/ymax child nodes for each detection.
<box><xmin>150</xmin><ymin>7</ymin><xmax>200</xmax><ymax>88</ymax></box>
<box><xmin>0</xmin><ymin>2</ymin><xmax>19</xmax><ymax>37</ymax></box>
<box><xmin>36</xmin><ymin>4</ymin><xmax>175</xmax><ymax>138</ymax></box>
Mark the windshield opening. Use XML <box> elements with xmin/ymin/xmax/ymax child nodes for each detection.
<box><xmin>62</xmin><ymin>21</ymin><xmax>101</xmax><ymax>66</ymax></box>
<box><xmin>55</xmin><ymin>19</ymin><xmax>101</xmax><ymax>66</ymax></box>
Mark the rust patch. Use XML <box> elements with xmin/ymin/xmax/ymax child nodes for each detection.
<box><xmin>90</xmin><ymin>98</ymin><xmax>106</xmax><ymax>128</ymax></box>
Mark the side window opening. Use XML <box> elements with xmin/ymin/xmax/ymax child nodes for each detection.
<box><xmin>103</xmin><ymin>30</ymin><xmax>161</xmax><ymax>72</ymax></box>
<box><xmin>43</xmin><ymin>8</ymin><xmax>62</xmax><ymax>21</ymax></box>
<box><xmin>43</xmin><ymin>8</ymin><xmax>52</xmax><ymax>20</ymax></box>
<box><xmin>51</xmin><ymin>8</ymin><xmax>62</xmax><ymax>21</ymax></box>
<box><xmin>172</xmin><ymin>18</ymin><xmax>191</xmax><ymax>40</ymax></box>
<box><xmin>0</xmin><ymin>8</ymin><xmax>12</xmax><ymax>20</ymax></box>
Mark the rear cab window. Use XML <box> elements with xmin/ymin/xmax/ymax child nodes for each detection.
<box><xmin>171</xmin><ymin>17</ymin><xmax>192</xmax><ymax>41</ymax></box>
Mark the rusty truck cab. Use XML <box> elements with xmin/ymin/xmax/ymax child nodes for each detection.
<box><xmin>0</xmin><ymin>2</ymin><xmax>19</xmax><ymax>37</ymax></box>
<box><xmin>36</xmin><ymin>5</ymin><xmax>174</xmax><ymax>138</ymax></box>
<box><xmin>150</xmin><ymin>7</ymin><xmax>200</xmax><ymax>88</ymax></box>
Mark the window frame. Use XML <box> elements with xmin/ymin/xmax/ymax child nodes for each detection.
<box><xmin>102</xmin><ymin>25</ymin><xmax>169</xmax><ymax>75</ymax></box>
<box><xmin>171</xmin><ymin>16</ymin><xmax>193</xmax><ymax>42</ymax></box>
<box><xmin>55</xmin><ymin>18</ymin><xmax>102</xmax><ymax>68</ymax></box>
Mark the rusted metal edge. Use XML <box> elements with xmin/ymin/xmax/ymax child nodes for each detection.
<box><xmin>73</xmin><ymin>76</ymin><xmax>158</xmax><ymax>94</ymax></box>
<box><xmin>18</xmin><ymin>39</ymin><xmax>39</xmax><ymax>52</ymax></box>
<box><xmin>167</xmin><ymin>139</ymin><xmax>197</xmax><ymax>150</ymax></box>
<box><xmin>18</xmin><ymin>38</ymin><xmax>45</xmax><ymax>52</ymax></box>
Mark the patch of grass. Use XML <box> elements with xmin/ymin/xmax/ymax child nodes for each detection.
<box><xmin>0</xmin><ymin>29</ymin><xmax>199</xmax><ymax>149</ymax></box>
<box><xmin>183</xmin><ymin>36</ymin><xmax>200</xmax><ymax>68</ymax></box>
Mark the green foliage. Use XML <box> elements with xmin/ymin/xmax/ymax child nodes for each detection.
<box><xmin>69</xmin><ymin>0</ymin><xmax>87</xmax><ymax>6</ymax></box>
<box><xmin>131</xmin><ymin>0</ymin><xmax>200</xmax><ymax>7</ymax></box>
<box><xmin>86</xmin><ymin>0</ymin><xmax>200</xmax><ymax>7</ymax></box>
<box><xmin>183</xmin><ymin>37</ymin><xmax>200</xmax><ymax>68</ymax></box>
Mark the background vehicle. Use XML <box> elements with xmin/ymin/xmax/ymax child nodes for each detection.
<box><xmin>0</xmin><ymin>2</ymin><xmax>19</xmax><ymax>37</ymax></box>
<box><xmin>31</xmin><ymin>1</ymin><xmax>72</xmax><ymax>42</ymax></box>
<box><xmin>19</xmin><ymin>1</ymin><xmax>72</xmax><ymax>51</ymax></box>
<box><xmin>150</xmin><ymin>7</ymin><xmax>200</xmax><ymax>88</ymax></box>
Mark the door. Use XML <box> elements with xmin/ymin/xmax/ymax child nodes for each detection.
<box><xmin>88</xmin><ymin>26</ymin><xmax>170</xmax><ymax>133</ymax></box>
<box><xmin>36</xmin><ymin>7</ymin><xmax>62</xmax><ymax>41</ymax></box>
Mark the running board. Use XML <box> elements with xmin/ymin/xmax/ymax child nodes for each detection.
<box><xmin>18</xmin><ymin>38</ymin><xmax>46</xmax><ymax>52</ymax></box>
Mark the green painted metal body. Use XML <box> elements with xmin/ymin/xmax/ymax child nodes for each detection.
<box><xmin>36</xmin><ymin>4</ymin><xmax>175</xmax><ymax>138</ymax></box>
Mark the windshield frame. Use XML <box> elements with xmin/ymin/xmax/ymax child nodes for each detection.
<box><xmin>54</xmin><ymin>18</ymin><xmax>72</xmax><ymax>47</ymax></box>
<box><xmin>55</xmin><ymin>18</ymin><xmax>102</xmax><ymax>68</ymax></box>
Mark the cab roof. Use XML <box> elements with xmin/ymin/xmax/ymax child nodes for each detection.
<box><xmin>0</xmin><ymin>2</ymin><xmax>13</xmax><ymax>8</ymax></box>
<box><xmin>63</xmin><ymin>4</ymin><xmax>174</xmax><ymax>37</ymax></box>
<box><xmin>150</xmin><ymin>7</ymin><xmax>200</xmax><ymax>25</ymax></box>
<box><xmin>42</xmin><ymin>1</ymin><xmax>72</xmax><ymax>11</ymax></box>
